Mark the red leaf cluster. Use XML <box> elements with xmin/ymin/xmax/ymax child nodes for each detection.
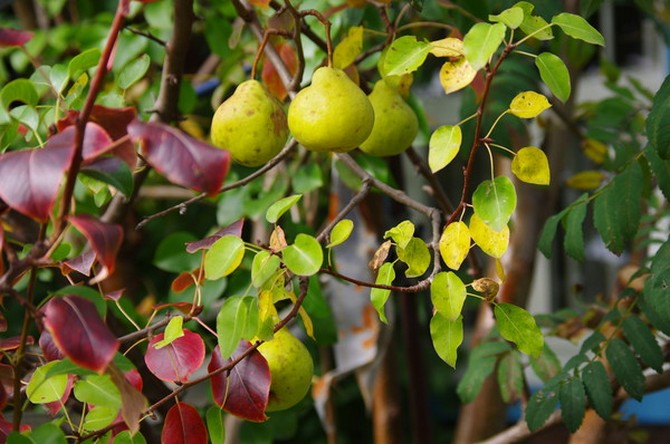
<box><xmin>0</xmin><ymin>28</ymin><xmax>32</xmax><ymax>47</ymax></box>
<box><xmin>144</xmin><ymin>330</ymin><xmax>205</xmax><ymax>383</ymax></box>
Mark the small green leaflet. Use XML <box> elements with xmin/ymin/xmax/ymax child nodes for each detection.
<box><xmin>282</xmin><ymin>234</ymin><xmax>323</xmax><ymax>276</ymax></box>
<box><xmin>396</xmin><ymin>237</ymin><xmax>430</xmax><ymax>278</ymax></box>
<box><xmin>266</xmin><ymin>194</ymin><xmax>302</xmax><ymax>223</ymax></box>
<box><xmin>67</xmin><ymin>47</ymin><xmax>101</xmax><ymax>79</ymax></box>
<box><xmin>384</xmin><ymin>220</ymin><xmax>415</xmax><ymax>249</ymax></box>
<box><xmin>642</xmin><ymin>267</ymin><xmax>670</xmax><ymax>334</ymax></box>
<box><xmin>535</xmin><ymin>52</ymin><xmax>571</xmax><ymax>103</ymax></box>
<box><xmin>118</xmin><ymin>54</ymin><xmax>151</xmax><ymax>90</ymax></box>
<box><xmin>371</xmin><ymin>262</ymin><xmax>395</xmax><ymax>324</ymax></box>
<box><xmin>494</xmin><ymin>303</ymin><xmax>543</xmax><ymax>357</ymax></box>
<box><xmin>430</xmin><ymin>313</ymin><xmax>463</xmax><ymax>368</ymax></box>
<box><xmin>216</xmin><ymin>296</ymin><xmax>260</xmax><ymax>360</ymax></box>
<box><xmin>327</xmin><ymin>219</ymin><xmax>354</xmax><ymax>248</ymax></box>
<box><xmin>428</xmin><ymin>125</ymin><xmax>462</xmax><ymax>173</ymax></box>
<box><xmin>559</xmin><ymin>377</ymin><xmax>586</xmax><ymax>433</ymax></box>
<box><xmin>581</xmin><ymin>361</ymin><xmax>613</xmax><ymax>420</ymax></box>
<box><xmin>83</xmin><ymin>406</ymin><xmax>118</xmax><ymax>431</ymax></box>
<box><xmin>206</xmin><ymin>406</ymin><xmax>226</xmax><ymax>444</ymax></box>
<box><xmin>457</xmin><ymin>341</ymin><xmax>511</xmax><ymax>403</ymax></box>
<box><xmin>472</xmin><ymin>176</ymin><xmax>517</xmax><ymax>231</ymax></box>
<box><xmin>463</xmin><ymin>22</ymin><xmax>506</xmax><ymax>71</ymax></box>
<box><xmin>431</xmin><ymin>271</ymin><xmax>466</xmax><ymax>320</ymax></box>
<box><xmin>153</xmin><ymin>316</ymin><xmax>184</xmax><ymax>349</ymax></box>
<box><xmin>26</xmin><ymin>361</ymin><xmax>68</xmax><ymax>404</ymax></box>
<box><xmin>74</xmin><ymin>374</ymin><xmax>122</xmax><ymax>409</ymax></box>
<box><xmin>530</xmin><ymin>344</ymin><xmax>561</xmax><ymax>383</ymax></box>
<box><xmin>251</xmin><ymin>250</ymin><xmax>281</xmax><ymax>288</ymax></box>
<box><xmin>497</xmin><ymin>351</ymin><xmax>524</xmax><ymax>403</ymax></box>
<box><xmin>605</xmin><ymin>338</ymin><xmax>645</xmax><ymax>400</ymax></box>
<box><xmin>538</xmin><ymin>206</ymin><xmax>570</xmax><ymax>258</ymax></box>
<box><xmin>204</xmin><ymin>235</ymin><xmax>245</xmax><ymax>280</ymax></box>
<box><xmin>489</xmin><ymin>7</ymin><xmax>524</xmax><ymax>29</ymax></box>
<box><xmin>646</xmin><ymin>76</ymin><xmax>670</xmax><ymax>159</ymax></box>
<box><xmin>622</xmin><ymin>315</ymin><xmax>664</xmax><ymax>373</ymax></box>
<box><xmin>383</xmin><ymin>36</ymin><xmax>431</xmax><ymax>77</ymax></box>
<box><xmin>563</xmin><ymin>195</ymin><xmax>588</xmax><ymax>261</ymax></box>
<box><xmin>526</xmin><ymin>386</ymin><xmax>559</xmax><ymax>431</ymax></box>
<box><xmin>551</xmin><ymin>13</ymin><xmax>605</xmax><ymax>46</ymax></box>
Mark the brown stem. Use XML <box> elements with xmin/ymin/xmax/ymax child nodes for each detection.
<box><xmin>300</xmin><ymin>9</ymin><xmax>333</xmax><ymax>66</ymax></box>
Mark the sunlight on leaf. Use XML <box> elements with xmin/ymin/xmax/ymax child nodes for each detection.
<box><xmin>429</xmin><ymin>37</ymin><xmax>463</xmax><ymax>57</ymax></box>
<box><xmin>429</xmin><ymin>125</ymin><xmax>462</xmax><ymax>173</ymax></box>
<box><xmin>27</xmin><ymin>361</ymin><xmax>68</xmax><ymax>404</ymax></box>
<box><xmin>384</xmin><ymin>220</ymin><xmax>415</xmax><ymax>249</ymax></box>
<box><xmin>204</xmin><ymin>235</ymin><xmax>245</xmax><ymax>280</ymax></box>
<box><xmin>383</xmin><ymin>36</ymin><xmax>431</xmax><ymax>77</ymax></box>
<box><xmin>266</xmin><ymin>194</ymin><xmax>302</xmax><ymax>223</ymax></box>
<box><xmin>489</xmin><ymin>7</ymin><xmax>524</xmax><ymax>29</ymax></box>
<box><xmin>153</xmin><ymin>316</ymin><xmax>185</xmax><ymax>349</ymax></box>
<box><xmin>327</xmin><ymin>219</ymin><xmax>354</xmax><ymax>248</ymax></box>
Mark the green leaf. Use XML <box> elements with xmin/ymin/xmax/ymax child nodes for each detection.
<box><xmin>6</xmin><ymin>432</ymin><xmax>34</xmax><ymax>444</ymax></box>
<box><xmin>438</xmin><ymin>221</ymin><xmax>470</xmax><ymax>270</ymax></box>
<box><xmin>537</xmin><ymin>207</ymin><xmax>569</xmax><ymax>258</ymax></box>
<box><xmin>511</xmin><ymin>146</ymin><xmax>550</xmax><ymax>185</ymax></box>
<box><xmin>494</xmin><ymin>303</ymin><xmax>544</xmax><ymax>357</ymax></box>
<box><xmin>216</xmin><ymin>296</ymin><xmax>259</xmax><ymax>359</ymax></box>
<box><xmin>383</xmin><ymin>36</ymin><xmax>432</xmax><ymax>77</ymax></box>
<box><xmin>26</xmin><ymin>361</ymin><xmax>68</xmax><ymax>404</ymax></box>
<box><xmin>526</xmin><ymin>387</ymin><xmax>559</xmax><ymax>431</ymax></box>
<box><xmin>430</xmin><ymin>313</ymin><xmax>463</xmax><ymax>368</ymax></box>
<box><xmin>68</xmin><ymin>47</ymin><xmax>101</xmax><ymax>79</ymax></box>
<box><xmin>153</xmin><ymin>231</ymin><xmax>199</xmax><ymax>273</ymax></box>
<box><xmin>535</xmin><ymin>52</ymin><xmax>571</xmax><ymax>103</ymax></box>
<box><xmin>206</xmin><ymin>406</ymin><xmax>226</xmax><ymax>444</ymax></box>
<box><xmin>622</xmin><ymin>315</ymin><xmax>664</xmax><ymax>373</ymax></box>
<box><xmin>1</xmin><ymin>79</ymin><xmax>39</xmax><ymax>110</ymax></box>
<box><xmin>83</xmin><ymin>406</ymin><xmax>118</xmax><ymax>431</ymax></box>
<box><xmin>489</xmin><ymin>7</ymin><xmax>524</xmax><ymax>29</ymax></box>
<box><xmin>292</xmin><ymin>161</ymin><xmax>323</xmax><ymax>194</ymax></box>
<box><xmin>431</xmin><ymin>271</ymin><xmax>466</xmax><ymax>320</ymax></box>
<box><xmin>605</xmin><ymin>338</ymin><xmax>645</xmax><ymax>400</ymax></box>
<box><xmin>113</xmin><ymin>431</ymin><xmax>147</xmax><ymax>444</ymax></box>
<box><xmin>647</xmin><ymin>76</ymin><xmax>670</xmax><ymax>159</ymax></box>
<box><xmin>153</xmin><ymin>317</ymin><xmax>184</xmax><ymax>349</ymax></box>
<box><xmin>81</xmin><ymin>159</ymin><xmax>134</xmax><ymax>198</ymax></box>
<box><xmin>582</xmin><ymin>361</ymin><xmax>613</xmax><ymax>420</ymax></box>
<box><xmin>457</xmin><ymin>341</ymin><xmax>511</xmax><ymax>403</ymax></box>
<box><xmin>371</xmin><ymin>262</ymin><xmax>395</xmax><ymax>324</ymax></box>
<box><xmin>49</xmin><ymin>64</ymin><xmax>69</xmax><ymax>94</ymax></box>
<box><xmin>384</xmin><ymin>220</ymin><xmax>415</xmax><ymax>249</ymax></box>
<box><xmin>563</xmin><ymin>195</ymin><xmax>588</xmax><ymax>261</ymax></box>
<box><xmin>530</xmin><ymin>344</ymin><xmax>562</xmax><ymax>383</ymax></box>
<box><xmin>642</xmin><ymin>266</ymin><xmax>670</xmax><ymax>334</ymax></box>
<box><xmin>74</xmin><ymin>374</ymin><xmax>122</xmax><ymax>409</ymax></box>
<box><xmin>396</xmin><ymin>237</ymin><xmax>431</xmax><ymax>278</ymax></box>
<box><xmin>551</xmin><ymin>13</ymin><xmax>605</xmax><ymax>46</ymax></box>
<box><xmin>593</xmin><ymin>162</ymin><xmax>643</xmax><ymax>254</ymax></box>
<box><xmin>327</xmin><ymin>219</ymin><xmax>354</xmax><ymax>248</ymax></box>
<box><xmin>302</xmin><ymin>276</ymin><xmax>338</xmax><ymax>345</ymax></box>
<box><xmin>559</xmin><ymin>377</ymin><xmax>586</xmax><ymax>433</ymax></box>
<box><xmin>645</xmin><ymin>144</ymin><xmax>670</xmax><ymax>199</ymax></box>
<box><xmin>497</xmin><ymin>351</ymin><xmax>523</xmax><ymax>403</ymax></box>
<box><xmin>251</xmin><ymin>250</ymin><xmax>281</xmax><ymax>288</ymax></box>
<box><xmin>472</xmin><ymin>176</ymin><xmax>517</xmax><ymax>231</ymax></box>
<box><xmin>282</xmin><ymin>233</ymin><xmax>323</xmax><ymax>276</ymax></box>
<box><xmin>463</xmin><ymin>22</ymin><xmax>506</xmax><ymax>71</ymax></box>
<box><xmin>266</xmin><ymin>194</ymin><xmax>302</xmax><ymax>224</ymax></box>
<box><xmin>28</xmin><ymin>423</ymin><xmax>68</xmax><ymax>444</ymax></box>
<box><xmin>428</xmin><ymin>125</ymin><xmax>462</xmax><ymax>173</ymax></box>
<box><xmin>204</xmin><ymin>235</ymin><xmax>246</xmax><ymax>280</ymax></box>
<box><xmin>117</xmin><ymin>54</ymin><xmax>151</xmax><ymax>90</ymax></box>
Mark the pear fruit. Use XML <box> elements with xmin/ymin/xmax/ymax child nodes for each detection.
<box><xmin>257</xmin><ymin>328</ymin><xmax>313</xmax><ymax>412</ymax></box>
<box><xmin>210</xmin><ymin>80</ymin><xmax>289</xmax><ymax>167</ymax></box>
<box><xmin>288</xmin><ymin>67</ymin><xmax>374</xmax><ymax>153</ymax></box>
<box><xmin>359</xmin><ymin>79</ymin><xmax>419</xmax><ymax>157</ymax></box>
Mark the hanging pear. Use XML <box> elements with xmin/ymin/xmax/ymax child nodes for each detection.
<box><xmin>210</xmin><ymin>80</ymin><xmax>289</xmax><ymax>167</ymax></box>
<box><xmin>359</xmin><ymin>79</ymin><xmax>419</xmax><ymax>157</ymax></box>
<box><xmin>288</xmin><ymin>67</ymin><xmax>374</xmax><ymax>153</ymax></box>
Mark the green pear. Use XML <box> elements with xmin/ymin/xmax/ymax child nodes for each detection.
<box><xmin>210</xmin><ymin>80</ymin><xmax>289</xmax><ymax>167</ymax></box>
<box><xmin>257</xmin><ymin>328</ymin><xmax>314</xmax><ymax>412</ymax></box>
<box><xmin>288</xmin><ymin>67</ymin><xmax>374</xmax><ymax>153</ymax></box>
<box><xmin>359</xmin><ymin>79</ymin><xmax>419</xmax><ymax>157</ymax></box>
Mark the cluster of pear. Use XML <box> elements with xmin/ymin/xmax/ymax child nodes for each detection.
<box><xmin>210</xmin><ymin>66</ymin><xmax>419</xmax><ymax>166</ymax></box>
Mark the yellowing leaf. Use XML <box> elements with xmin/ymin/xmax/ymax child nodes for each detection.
<box><xmin>469</xmin><ymin>213</ymin><xmax>509</xmax><ymax>258</ymax></box>
<box><xmin>565</xmin><ymin>170</ymin><xmax>606</xmax><ymax>190</ymax></box>
<box><xmin>495</xmin><ymin>258</ymin><xmax>506</xmax><ymax>281</ymax></box>
<box><xmin>439</xmin><ymin>58</ymin><xmax>477</xmax><ymax>94</ymax></box>
<box><xmin>439</xmin><ymin>221</ymin><xmax>471</xmax><ymax>270</ymax></box>
<box><xmin>472</xmin><ymin>277</ymin><xmax>499</xmax><ymax>301</ymax></box>
<box><xmin>429</xmin><ymin>37</ymin><xmax>464</xmax><ymax>57</ymax></box>
<box><xmin>429</xmin><ymin>125</ymin><xmax>462</xmax><ymax>173</ymax></box>
<box><xmin>511</xmin><ymin>146</ymin><xmax>550</xmax><ymax>185</ymax></box>
<box><xmin>582</xmin><ymin>139</ymin><xmax>607</xmax><ymax>164</ymax></box>
<box><xmin>288</xmin><ymin>291</ymin><xmax>315</xmax><ymax>339</ymax></box>
<box><xmin>333</xmin><ymin>26</ymin><xmax>364</xmax><ymax>69</ymax></box>
<box><xmin>509</xmin><ymin>91</ymin><xmax>551</xmax><ymax>118</ymax></box>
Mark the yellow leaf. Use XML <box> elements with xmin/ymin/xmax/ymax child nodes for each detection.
<box><xmin>430</xmin><ymin>37</ymin><xmax>464</xmax><ymax>57</ymax></box>
<box><xmin>511</xmin><ymin>146</ymin><xmax>550</xmax><ymax>185</ymax></box>
<box><xmin>439</xmin><ymin>58</ymin><xmax>477</xmax><ymax>94</ymax></box>
<box><xmin>333</xmin><ymin>26</ymin><xmax>364</xmax><ymax>69</ymax></box>
<box><xmin>439</xmin><ymin>221</ymin><xmax>471</xmax><ymax>270</ymax></box>
<box><xmin>287</xmin><ymin>291</ymin><xmax>315</xmax><ymax>339</ymax></box>
<box><xmin>582</xmin><ymin>139</ymin><xmax>607</xmax><ymax>164</ymax></box>
<box><xmin>259</xmin><ymin>290</ymin><xmax>279</xmax><ymax>324</ymax></box>
<box><xmin>495</xmin><ymin>258</ymin><xmax>506</xmax><ymax>281</ymax></box>
<box><xmin>509</xmin><ymin>91</ymin><xmax>551</xmax><ymax>118</ymax></box>
<box><xmin>565</xmin><ymin>170</ymin><xmax>606</xmax><ymax>190</ymax></box>
<box><xmin>383</xmin><ymin>74</ymin><xmax>414</xmax><ymax>98</ymax></box>
<box><xmin>469</xmin><ymin>213</ymin><xmax>509</xmax><ymax>258</ymax></box>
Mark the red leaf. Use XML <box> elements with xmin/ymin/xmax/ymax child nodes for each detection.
<box><xmin>152</xmin><ymin>302</ymin><xmax>194</xmax><ymax>314</ymax></box>
<box><xmin>209</xmin><ymin>343</ymin><xmax>270</xmax><ymax>422</ymax></box>
<box><xmin>0</xmin><ymin>413</ymin><xmax>30</xmax><ymax>443</ymax></box>
<box><xmin>0</xmin><ymin>311</ymin><xmax>5</xmax><ymax>333</ymax></box>
<box><xmin>262</xmin><ymin>44</ymin><xmax>298</xmax><ymax>101</ymax></box>
<box><xmin>0</xmin><ymin>224</ymin><xmax>4</xmax><ymax>276</ymax></box>
<box><xmin>124</xmin><ymin>368</ymin><xmax>143</xmax><ymax>392</ymax></box>
<box><xmin>0</xmin><ymin>28</ymin><xmax>32</xmax><ymax>47</ymax></box>
<box><xmin>0</xmin><ymin>132</ymin><xmax>75</xmax><ymax>221</ymax></box>
<box><xmin>39</xmin><ymin>330</ymin><xmax>64</xmax><ymax>361</ymax></box>
<box><xmin>170</xmin><ymin>270</ymin><xmax>202</xmax><ymax>293</ymax></box>
<box><xmin>162</xmin><ymin>402</ymin><xmax>208</xmax><ymax>444</ymax></box>
<box><xmin>104</xmin><ymin>289</ymin><xmax>125</xmax><ymax>302</ymax></box>
<box><xmin>61</xmin><ymin>249</ymin><xmax>96</xmax><ymax>277</ymax></box>
<box><xmin>68</xmin><ymin>215</ymin><xmax>123</xmax><ymax>284</ymax></box>
<box><xmin>0</xmin><ymin>335</ymin><xmax>33</xmax><ymax>352</ymax></box>
<box><xmin>185</xmin><ymin>219</ymin><xmax>245</xmax><ymax>253</ymax></box>
<box><xmin>43</xmin><ymin>295</ymin><xmax>119</xmax><ymax>373</ymax></box>
<box><xmin>109</xmin><ymin>364</ymin><xmax>146</xmax><ymax>435</ymax></box>
<box><xmin>0</xmin><ymin>384</ymin><xmax>5</xmax><ymax>411</ymax></box>
<box><xmin>0</xmin><ymin>364</ymin><xmax>14</xmax><ymax>401</ymax></box>
<box><xmin>144</xmin><ymin>330</ymin><xmax>205</xmax><ymax>383</ymax></box>
<box><xmin>127</xmin><ymin>120</ymin><xmax>229</xmax><ymax>196</ymax></box>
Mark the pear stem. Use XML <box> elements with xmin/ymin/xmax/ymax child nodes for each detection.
<box><xmin>301</xmin><ymin>9</ymin><xmax>333</xmax><ymax>67</ymax></box>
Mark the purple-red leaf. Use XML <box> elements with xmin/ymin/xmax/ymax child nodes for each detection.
<box><xmin>0</xmin><ymin>335</ymin><xmax>33</xmax><ymax>352</ymax></box>
<box><xmin>127</xmin><ymin>120</ymin><xmax>230</xmax><ymax>195</ymax></box>
<box><xmin>0</xmin><ymin>312</ymin><xmax>5</xmax><ymax>333</ymax></box>
<box><xmin>109</xmin><ymin>363</ymin><xmax>146</xmax><ymax>435</ymax></box>
<box><xmin>0</xmin><ymin>28</ymin><xmax>32</xmax><ymax>47</ymax></box>
<box><xmin>162</xmin><ymin>402</ymin><xmax>208</xmax><ymax>444</ymax></box>
<box><xmin>1</xmin><ymin>413</ymin><xmax>31</xmax><ymax>442</ymax></box>
<box><xmin>68</xmin><ymin>215</ymin><xmax>123</xmax><ymax>284</ymax></box>
<box><xmin>61</xmin><ymin>249</ymin><xmax>96</xmax><ymax>277</ymax></box>
<box><xmin>43</xmin><ymin>295</ymin><xmax>119</xmax><ymax>373</ymax></box>
<box><xmin>186</xmin><ymin>219</ymin><xmax>245</xmax><ymax>253</ymax></box>
<box><xmin>209</xmin><ymin>343</ymin><xmax>270</xmax><ymax>422</ymax></box>
<box><xmin>104</xmin><ymin>289</ymin><xmax>125</xmax><ymax>302</ymax></box>
<box><xmin>0</xmin><ymin>132</ymin><xmax>75</xmax><ymax>221</ymax></box>
<box><xmin>144</xmin><ymin>330</ymin><xmax>205</xmax><ymax>383</ymax></box>
<box><xmin>39</xmin><ymin>330</ymin><xmax>65</xmax><ymax>361</ymax></box>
